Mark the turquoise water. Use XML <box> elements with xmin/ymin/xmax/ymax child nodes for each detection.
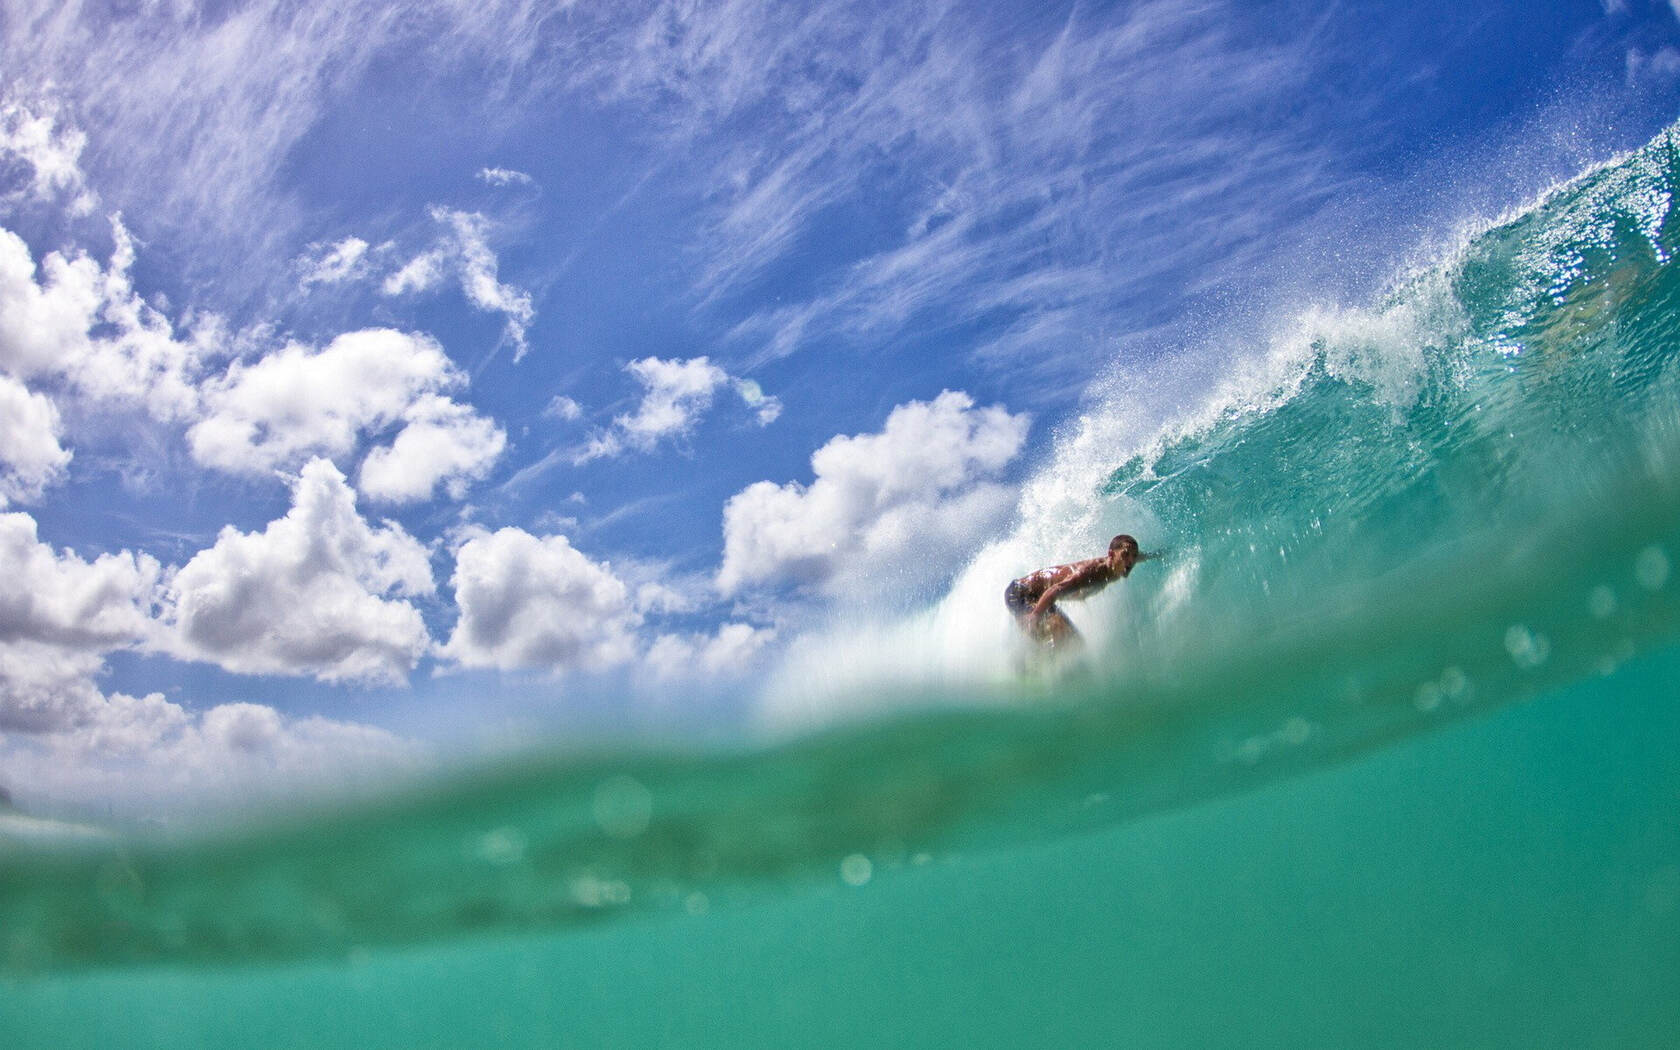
<box><xmin>3</xmin><ymin>653</ymin><xmax>1677</xmax><ymax>1048</ymax></box>
<box><xmin>4</xmin><ymin>123</ymin><xmax>1680</xmax><ymax>1044</ymax></box>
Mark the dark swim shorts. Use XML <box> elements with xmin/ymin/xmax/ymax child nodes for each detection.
<box><xmin>1004</xmin><ymin>580</ymin><xmax>1032</xmax><ymax>616</ymax></box>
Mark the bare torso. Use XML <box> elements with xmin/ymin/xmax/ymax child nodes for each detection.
<box><xmin>1010</xmin><ymin>556</ymin><xmax>1121</xmax><ymax>610</ymax></box>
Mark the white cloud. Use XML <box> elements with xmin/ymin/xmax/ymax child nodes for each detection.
<box><xmin>717</xmin><ymin>390</ymin><xmax>1029</xmax><ymax>600</ymax></box>
<box><xmin>298</xmin><ymin>236</ymin><xmax>373</xmax><ymax>288</ymax></box>
<box><xmin>0</xmin><ymin>375</ymin><xmax>71</xmax><ymax>505</ymax></box>
<box><xmin>158</xmin><ymin>458</ymin><xmax>434</xmax><ymax>684</ymax></box>
<box><xmin>0</xmin><ymin>513</ymin><xmax>160</xmax><ymax>651</ymax></box>
<box><xmin>3</xmin><ymin>216</ymin><xmax>509</xmax><ymax>506</ymax></box>
<box><xmin>0</xmin><ymin>1</ymin><xmax>562</xmax><ymax>289</ymax></box>
<box><xmin>440</xmin><ymin>526</ymin><xmax>641</xmax><ymax>673</ymax></box>
<box><xmin>0</xmin><ymin>502</ymin><xmax>424</xmax><ymax>809</ymax></box>
<box><xmin>0</xmin><ymin>226</ymin><xmax>105</xmax><ymax>379</ymax></box>
<box><xmin>544</xmin><ymin>394</ymin><xmax>584</xmax><ymax>421</ymax></box>
<box><xmin>644</xmin><ymin>622</ymin><xmax>776</xmax><ymax>681</ymax></box>
<box><xmin>1627</xmin><ymin>45</ymin><xmax>1680</xmax><ymax>86</ymax></box>
<box><xmin>382</xmin><ymin>247</ymin><xmax>448</xmax><ymax>296</ymax></box>
<box><xmin>358</xmin><ymin>394</ymin><xmax>509</xmax><ymax>503</ymax></box>
<box><xmin>0</xmin><ymin>693</ymin><xmax>427</xmax><ymax>814</ymax></box>
<box><xmin>0</xmin><ymin>511</ymin><xmax>161</xmax><ymax>731</ymax></box>
<box><xmin>0</xmin><ymin>218</ymin><xmax>218</xmax><ymax>422</ymax></box>
<box><xmin>384</xmin><ymin>208</ymin><xmax>535</xmax><ymax>360</ymax></box>
<box><xmin>733</xmin><ymin>377</ymin><xmax>782</xmax><ymax>425</ymax></box>
<box><xmin>187</xmin><ymin>327</ymin><xmax>505</xmax><ymax>501</ymax></box>
<box><xmin>559</xmin><ymin>1</ymin><xmax>1343</xmax><ymax>390</ymax></box>
<box><xmin>0</xmin><ymin>100</ymin><xmax>97</xmax><ymax>215</ymax></box>
<box><xmin>478</xmin><ymin>166</ymin><xmax>535</xmax><ymax>188</ymax></box>
<box><xmin>575</xmin><ymin>356</ymin><xmax>781</xmax><ymax>463</ymax></box>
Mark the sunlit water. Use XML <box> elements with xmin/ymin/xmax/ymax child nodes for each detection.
<box><xmin>5</xmin><ymin>123</ymin><xmax>1680</xmax><ymax>1048</ymax></box>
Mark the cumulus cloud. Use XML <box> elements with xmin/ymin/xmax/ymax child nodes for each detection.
<box><xmin>383</xmin><ymin>207</ymin><xmax>536</xmax><ymax>360</ymax></box>
<box><xmin>0</xmin><ymin>374</ymin><xmax>71</xmax><ymax>505</ymax></box>
<box><xmin>575</xmin><ymin>356</ymin><xmax>781</xmax><ymax>463</ymax></box>
<box><xmin>644</xmin><ymin>622</ymin><xmax>777</xmax><ymax>681</ymax></box>
<box><xmin>187</xmin><ymin>327</ymin><xmax>505</xmax><ymax>502</ymax></box>
<box><xmin>0</xmin><ymin>693</ymin><xmax>427</xmax><ymax>814</ymax></box>
<box><xmin>0</xmin><ymin>511</ymin><xmax>161</xmax><ymax>731</ymax></box>
<box><xmin>0</xmin><ymin>501</ymin><xmax>424</xmax><ymax>809</ymax></box>
<box><xmin>0</xmin><ymin>217</ymin><xmax>219</xmax><ymax>422</ymax></box>
<box><xmin>158</xmin><ymin>458</ymin><xmax>434</xmax><ymax>684</ymax></box>
<box><xmin>358</xmin><ymin>394</ymin><xmax>508</xmax><ymax>503</ymax></box>
<box><xmin>440</xmin><ymin>526</ymin><xmax>641</xmax><ymax>673</ymax></box>
<box><xmin>0</xmin><ymin>100</ymin><xmax>97</xmax><ymax>215</ymax></box>
<box><xmin>717</xmin><ymin>391</ymin><xmax>1029</xmax><ymax>600</ymax></box>
<box><xmin>0</xmin><ymin>225</ymin><xmax>105</xmax><ymax>379</ymax></box>
<box><xmin>2</xmin><ymin>216</ymin><xmax>499</xmax><ymax>505</ymax></box>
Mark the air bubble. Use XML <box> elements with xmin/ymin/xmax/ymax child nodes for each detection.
<box><xmin>1414</xmin><ymin>683</ymin><xmax>1443</xmax><ymax>712</ymax></box>
<box><xmin>1504</xmin><ymin>625</ymin><xmax>1550</xmax><ymax>669</ymax></box>
<box><xmin>840</xmin><ymin>853</ymin><xmax>873</xmax><ymax>887</ymax></box>
<box><xmin>1634</xmin><ymin>546</ymin><xmax>1670</xmax><ymax>591</ymax></box>
<box><xmin>474</xmin><ymin>826</ymin><xmax>527</xmax><ymax>866</ymax></box>
<box><xmin>593</xmin><ymin>775</ymin><xmax>653</xmax><ymax>840</ymax></box>
<box><xmin>569</xmin><ymin>873</ymin><xmax>631</xmax><ymax>908</ymax></box>
<box><xmin>1280</xmin><ymin>717</ymin><xmax>1313</xmax><ymax>745</ymax></box>
<box><xmin>1588</xmin><ymin>585</ymin><xmax>1617</xmax><ymax>620</ymax></box>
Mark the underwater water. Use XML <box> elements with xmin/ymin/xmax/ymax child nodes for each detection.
<box><xmin>5</xmin><ymin>123</ymin><xmax>1680</xmax><ymax>1046</ymax></box>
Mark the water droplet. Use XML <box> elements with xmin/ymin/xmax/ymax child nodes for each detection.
<box><xmin>1634</xmin><ymin>546</ymin><xmax>1670</xmax><ymax>591</ymax></box>
<box><xmin>684</xmin><ymin>892</ymin><xmax>710</xmax><ymax>917</ymax></box>
<box><xmin>1439</xmin><ymin>666</ymin><xmax>1468</xmax><ymax>699</ymax></box>
<box><xmin>840</xmin><ymin>853</ymin><xmax>873</xmax><ymax>887</ymax></box>
<box><xmin>593</xmin><ymin>774</ymin><xmax>653</xmax><ymax>840</ymax></box>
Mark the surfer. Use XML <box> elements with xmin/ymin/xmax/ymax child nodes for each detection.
<box><xmin>1006</xmin><ymin>534</ymin><xmax>1151</xmax><ymax>649</ymax></box>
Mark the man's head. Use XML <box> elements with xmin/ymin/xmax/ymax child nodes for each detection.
<box><xmin>1108</xmin><ymin>534</ymin><xmax>1140</xmax><ymax>575</ymax></box>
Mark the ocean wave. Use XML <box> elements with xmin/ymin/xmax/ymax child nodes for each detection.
<box><xmin>6</xmin><ymin>121</ymin><xmax>1680</xmax><ymax>974</ymax></box>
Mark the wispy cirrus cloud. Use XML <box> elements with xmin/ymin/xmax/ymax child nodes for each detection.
<box><xmin>8</xmin><ymin>0</ymin><xmax>1345</xmax><ymax>396</ymax></box>
<box><xmin>0</xmin><ymin>0</ymin><xmax>563</xmax><ymax>289</ymax></box>
<box><xmin>477</xmin><ymin>167</ymin><xmax>535</xmax><ymax>188</ymax></box>
<box><xmin>553</xmin><ymin>0</ymin><xmax>1351</xmax><ymax>394</ymax></box>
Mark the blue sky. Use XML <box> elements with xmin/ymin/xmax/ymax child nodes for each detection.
<box><xmin>3</xmin><ymin>0</ymin><xmax>1680</xmax><ymax>809</ymax></box>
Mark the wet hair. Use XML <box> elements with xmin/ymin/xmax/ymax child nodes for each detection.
<box><xmin>1109</xmin><ymin>534</ymin><xmax>1138</xmax><ymax>554</ymax></box>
